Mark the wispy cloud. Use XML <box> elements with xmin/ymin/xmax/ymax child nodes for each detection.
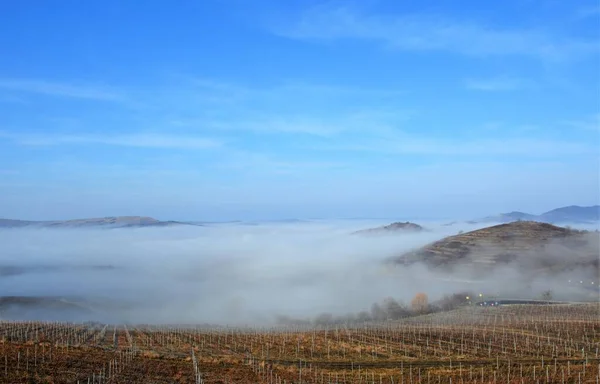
<box><xmin>180</xmin><ymin>76</ymin><xmax>406</xmax><ymax>99</ymax></box>
<box><xmin>1</xmin><ymin>76</ymin><xmax>411</xmax><ymax>139</ymax></box>
<box><xmin>0</xmin><ymin>94</ymin><xmax>28</xmax><ymax>104</ymax></box>
<box><xmin>308</xmin><ymin>136</ymin><xmax>596</xmax><ymax>157</ymax></box>
<box><xmin>170</xmin><ymin>116</ymin><xmax>349</xmax><ymax>137</ymax></box>
<box><xmin>574</xmin><ymin>5</ymin><xmax>600</xmax><ymax>20</ymax></box>
<box><xmin>465</xmin><ymin>77</ymin><xmax>527</xmax><ymax>91</ymax></box>
<box><xmin>0</xmin><ymin>78</ymin><xmax>125</xmax><ymax>102</ymax></box>
<box><xmin>157</xmin><ymin>77</ymin><xmax>411</xmax><ymax>137</ymax></box>
<box><xmin>271</xmin><ymin>6</ymin><xmax>599</xmax><ymax>60</ymax></box>
<box><xmin>0</xmin><ymin>131</ymin><xmax>222</xmax><ymax>149</ymax></box>
<box><xmin>0</xmin><ymin>169</ymin><xmax>19</xmax><ymax>175</ymax></box>
<box><xmin>211</xmin><ymin>150</ymin><xmax>349</xmax><ymax>174</ymax></box>
<box><xmin>204</xmin><ymin>112</ymin><xmax>406</xmax><ymax>137</ymax></box>
<box><xmin>561</xmin><ymin>114</ymin><xmax>600</xmax><ymax>132</ymax></box>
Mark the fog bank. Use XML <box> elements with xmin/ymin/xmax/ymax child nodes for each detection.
<box><xmin>0</xmin><ymin>220</ymin><xmax>596</xmax><ymax>324</ymax></box>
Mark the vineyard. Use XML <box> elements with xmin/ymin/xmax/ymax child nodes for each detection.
<box><xmin>1</xmin><ymin>303</ymin><xmax>599</xmax><ymax>383</ymax></box>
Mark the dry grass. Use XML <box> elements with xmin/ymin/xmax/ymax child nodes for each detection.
<box><xmin>397</xmin><ymin>221</ymin><xmax>599</xmax><ymax>271</ymax></box>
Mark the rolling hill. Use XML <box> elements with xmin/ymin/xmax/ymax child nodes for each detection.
<box><xmin>352</xmin><ymin>221</ymin><xmax>425</xmax><ymax>235</ymax></box>
<box><xmin>394</xmin><ymin>221</ymin><xmax>599</xmax><ymax>273</ymax></box>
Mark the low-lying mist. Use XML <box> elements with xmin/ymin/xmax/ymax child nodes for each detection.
<box><xmin>0</xmin><ymin>220</ymin><xmax>597</xmax><ymax>325</ymax></box>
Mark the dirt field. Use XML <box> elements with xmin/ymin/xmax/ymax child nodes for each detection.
<box><xmin>1</xmin><ymin>303</ymin><xmax>599</xmax><ymax>383</ymax></box>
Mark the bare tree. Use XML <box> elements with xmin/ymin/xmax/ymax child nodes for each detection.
<box><xmin>541</xmin><ymin>290</ymin><xmax>553</xmax><ymax>302</ymax></box>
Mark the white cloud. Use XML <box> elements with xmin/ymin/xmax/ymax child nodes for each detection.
<box><xmin>182</xmin><ymin>77</ymin><xmax>406</xmax><ymax>100</ymax></box>
<box><xmin>0</xmin><ymin>78</ymin><xmax>125</xmax><ymax>102</ymax></box>
<box><xmin>561</xmin><ymin>114</ymin><xmax>600</xmax><ymax>132</ymax></box>
<box><xmin>0</xmin><ymin>94</ymin><xmax>28</xmax><ymax>104</ymax></box>
<box><xmin>574</xmin><ymin>5</ymin><xmax>600</xmax><ymax>20</ymax></box>
<box><xmin>0</xmin><ymin>131</ymin><xmax>222</xmax><ymax>149</ymax></box>
<box><xmin>0</xmin><ymin>76</ymin><xmax>411</xmax><ymax>138</ymax></box>
<box><xmin>210</xmin><ymin>150</ymin><xmax>349</xmax><ymax>174</ymax></box>
<box><xmin>156</xmin><ymin>78</ymin><xmax>412</xmax><ymax>137</ymax></box>
<box><xmin>106</xmin><ymin>75</ymin><xmax>410</xmax><ymax>139</ymax></box>
<box><xmin>217</xmin><ymin>114</ymin><xmax>399</xmax><ymax>137</ymax></box>
<box><xmin>308</xmin><ymin>136</ymin><xmax>596</xmax><ymax>157</ymax></box>
<box><xmin>272</xmin><ymin>6</ymin><xmax>598</xmax><ymax>60</ymax></box>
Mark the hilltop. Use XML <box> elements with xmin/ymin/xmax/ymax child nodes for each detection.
<box><xmin>394</xmin><ymin>221</ymin><xmax>599</xmax><ymax>273</ymax></box>
<box><xmin>352</xmin><ymin>221</ymin><xmax>425</xmax><ymax>235</ymax></box>
<box><xmin>0</xmin><ymin>216</ymin><xmax>197</xmax><ymax>229</ymax></box>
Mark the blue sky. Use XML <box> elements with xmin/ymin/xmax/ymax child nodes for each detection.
<box><xmin>0</xmin><ymin>0</ymin><xmax>599</xmax><ymax>221</ymax></box>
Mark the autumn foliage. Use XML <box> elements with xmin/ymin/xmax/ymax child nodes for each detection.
<box><xmin>411</xmin><ymin>292</ymin><xmax>429</xmax><ymax>313</ymax></box>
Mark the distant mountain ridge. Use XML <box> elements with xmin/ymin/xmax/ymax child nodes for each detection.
<box><xmin>0</xmin><ymin>216</ymin><xmax>198</xmax><ymax>229</ymax></box>
<box><xmin>476</xmin><ymin>205</ymin><xmax>600</xmax><ymax>224</ymax></box>
<box><xmin>1</xmin><ymin>204</ymin><xmax>597</xmax><ymax>228</ymax></box>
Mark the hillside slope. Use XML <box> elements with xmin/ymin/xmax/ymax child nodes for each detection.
<box><xmin>395</xmin><ymin>221</ymin><xmax>599</xmax><ymax>273</ymax></box>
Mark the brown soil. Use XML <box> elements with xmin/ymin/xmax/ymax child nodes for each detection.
<box><xmin>1</xmin><ymin>303</ymin><xmax>598</xmax><ymax>383</ymax></box>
